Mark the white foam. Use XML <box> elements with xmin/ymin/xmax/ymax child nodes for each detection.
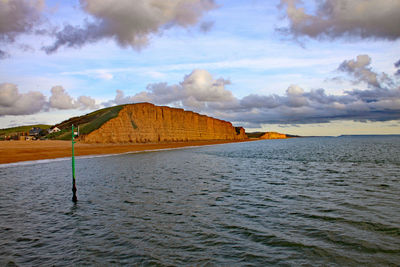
<box><xmin>0</xmin><ymin>157</ymin><xmax>71</xmax><ymax>168</ymax></box>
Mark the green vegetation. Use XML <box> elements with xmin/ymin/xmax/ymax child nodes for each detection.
<box><xmin>46</xmin><ymin>129</ymin><xmax>70</xmax><ymax>140</ymax></box>
<box><xmin>79</xmin><ymin>106</ymin><xmax>124</xmax><ymax>135</ymax></box>
<box><xmin>130</xmin><ymin>119</ymin><xmax>138</xmax><ymax>129</ymax></box>
<box><xmin>0</xmin><ymin>106</ymin><xmax>126</xmax><ymax>141</ymax></box>
<box><xmin>0</xmin><ymin>124</ymin><xmax>50</xmax><ymax>139</ymax></box>
<box><xmin>49</xmin><ymin>105</ymin><xmax>125</xmax><ymax>140</ymax></box>
<box><xmin>127</xmin><ymin>111</ymin><xmax>138</xmax><ymax>129</ymax></box>
<box><xmin>246</xmin><ymin>132</ymin><xmax>266</xmax><ymax>138</ymax></box>
<box><xmin>246</xmin><ymin>132</ymin><xmax>301</xmax><ymax>138</ymax></box>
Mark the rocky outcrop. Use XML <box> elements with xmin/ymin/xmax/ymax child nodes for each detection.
<box><xmin>260</xmin><ymin>132</ymin><xmax>287</xmax><ymax>139</ymax></box>
<box><xmin>82</xmin><ymin>103</ymin><xmax>247</xmax><ymax>143</ymax></box>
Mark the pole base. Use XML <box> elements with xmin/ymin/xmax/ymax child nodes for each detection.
<box><xmin>72</xmin><ymin>181</ymin><xmax>77</xmax><ymax>202</ymax></box>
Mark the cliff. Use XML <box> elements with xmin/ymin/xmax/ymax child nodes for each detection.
<box><xmin>259</xmin><ymin>132</ymin><xmax>287</xmax><ymax>139</ymax></box>
<box><xmin>81</xmin><ymin>103</ymin><xmax>247</xmax><ymax>143</ymax></box>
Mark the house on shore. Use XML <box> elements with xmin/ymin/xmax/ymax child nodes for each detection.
<box><xmin>48</xmin><ymin>127</ymin><xmax>61</xmax><ymax>134</ymax></box>
<box><xmin>29</xmin><ymin>127</ymin><xmax>43</xmax><ymax>139</ymax></box>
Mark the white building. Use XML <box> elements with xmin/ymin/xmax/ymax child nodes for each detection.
<box><xmin>49</xmin><ymin>127</ymin><xmax>61</xmax><ymax>134</ymax></box>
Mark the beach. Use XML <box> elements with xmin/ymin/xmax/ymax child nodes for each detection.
<box><xmin>0</xmin><ymin>139</ymin><xmax>254</xmax><ymax>164</ymax></box>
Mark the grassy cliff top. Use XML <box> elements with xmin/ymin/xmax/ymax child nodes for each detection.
<box><xmin>49</xmin><ymin>105</ymin><xmax>125</xmax><ymax>140</ymax></box>
<box><xmin>247</xmin><ymin>132</ymin><xmax>301</xmax><ymax>138</ymax></box>
<box><xmin>246</xmin><ymin>132</ymin><xmax>266</xmax><ymax>138</ymax></box>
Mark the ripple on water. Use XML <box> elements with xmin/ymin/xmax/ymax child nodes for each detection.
<box><xmin>0</xmin><ymin>137</ymin><xmax>400</xmax><ymax>265</ymax></box>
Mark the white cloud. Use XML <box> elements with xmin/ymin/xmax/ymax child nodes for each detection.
<box><xmin>0</xmin><ymin>84</ymin><xmax>98</xmax><ymax>116</ymax></box>
<box><xmin>49</xmin><ymin>86</ymin><xmax>76</xmax><ymax>109</ymax></box>
<box><xmin>77</xmin><ymin>95</ymin><xmax>98</xmax><ymax>109</ymax></box>
<box><xmin>181</xmin><ymin>69</ymin><xmax>234</xmax><ymax>102</ymax></box>
<box><xmin>0</xmin><ymin>83</ymin><xmax>20</xmax><ymax>106</ymax></box>
<box><xmin>286</xmin><ymin>85</ymin><xmax>308</xmax><ymax>107</ymax></box>
<box><xmin>96</xmin><ymin>70</ymin><xmax>113</xmax><ymax>80</ymax></box>
<box><xmin>106</xmin><ymin>69</ymin><xmax>235</xmax><ymax>110</ymax></box>
<box><xmin>0</xmin><ymin>83</ymin><xmax>46</xmax><ymax>116</ymax></box>
<box><xmin>49</xmin><ymin>86</ymin><xmax>98</xmax><ymax>110</ymax></box>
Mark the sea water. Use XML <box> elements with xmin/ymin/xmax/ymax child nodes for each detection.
<box><xmin>0</xmin><ymin>136</ymin><xmax>399</xmax><ymax>266</ymax></box>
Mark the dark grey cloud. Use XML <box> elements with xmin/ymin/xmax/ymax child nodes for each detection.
<box><xmin>0</xmin><ymin>0</ymin><xmax>45</xmax><ymax>57</ymax></box>
<box><xmin>0</xmin><ymin>49</ymin><xmax>9</xmax><ymax>60</ymax></box>
<box><xmin>199</xmin><ymin>21</ymin><xmax>215</xmax><ymax>33</ymax></box>
<box><xmin>345</xmin><ymin>87</ymin><xmax>400</xmax><ymax>103</ymax></box>
<box><xmin>338</xmin><ymin>54</ymin><xmax>395</xmax><ymax>90</ymax></box>
<box><xmin>43</xmin><ymin>0</ymin><xmax>217</xmax><ymax>54</ymax></box>
<box><xmin>279</xmin><ymin>0</ymin><xmax>400</xmax><ymax>40</ymax></box>
<box><xmin>221</xmin><ymin>86</ymin><xmax>400</xmax><ymax>126</ymax></box>
<box><xmin>395</xmin><ymin>59</ymin><xmax>400</xmax><ymax>76</ymax></box>
<box><xmin>338</xmin><ymin>55</ymin><xmax>379</xmax><ymax>87</ymax></box>
<box><xmin>0</xmin><ymin>0</ymin><xmax>44</xmax><ymax>42</ymax></box>
<box><xmin>43</xmin><ymin>23</ymin><xmax>105</xmax><ymax>54</ymax></box>
<box><xmin>240</xmin><ymin>94</ymin><xmax>280</xmax><ymax>109</ymax></box>
<box><xmin>304</xmin><ymin>88</ymin><xmax>338</xmax><ymax>104</ymax></box>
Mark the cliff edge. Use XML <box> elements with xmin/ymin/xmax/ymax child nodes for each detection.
<box><xmin>80</xmin><ymin>103</ymin><xmax>247</xmax><ymax>143</ymax></box>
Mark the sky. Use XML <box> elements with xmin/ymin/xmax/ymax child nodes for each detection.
<box><xmin>0</xmin><ymin>0</ymin><xmax>399</xmax><ymax>136</ymax></box>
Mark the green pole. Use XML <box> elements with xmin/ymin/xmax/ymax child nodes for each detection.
<box><xmin>72</xmin><ymin>124</ymin><xmax>77</xmax><ymax>202</ymax></box>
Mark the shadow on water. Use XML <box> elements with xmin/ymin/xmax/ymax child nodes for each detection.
<box><xmin>65</xmin><ymin>202</ymin><xmax>79</xmax><ymax>216</ymax></box>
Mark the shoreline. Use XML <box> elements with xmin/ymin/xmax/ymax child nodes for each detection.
<box><xmin>0</xmin><ymin>139</ymin><xmax>257</xmax><ymax>164</ymax></box>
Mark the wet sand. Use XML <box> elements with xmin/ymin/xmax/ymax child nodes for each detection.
<box><xmin>0</xmin><ymin>139</ymin><xmax>254</xmax><ymax>164</ymax></box>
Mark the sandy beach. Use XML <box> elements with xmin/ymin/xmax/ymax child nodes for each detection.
<box><xmin>0</xmin><ymin>139</ymin><xmax>254</xmax><ymax>164</ymax></box>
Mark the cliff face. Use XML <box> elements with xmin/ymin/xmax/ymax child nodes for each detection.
<box><xmin>82</xmin><ymin>103</ymin><xmax>247</xmax><ymax>143</ymax></box>
<box><xmin>260</xmin><ymin>132</ymin><xmax>287</xmax><ymax>139</ymax></box>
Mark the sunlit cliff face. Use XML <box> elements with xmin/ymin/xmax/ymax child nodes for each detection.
<box><xmin>82</xmin><ymin>103</ymin><xmax>247</xmax><ymax>143</ymax></box>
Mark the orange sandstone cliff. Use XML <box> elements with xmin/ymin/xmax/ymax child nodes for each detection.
<box><xmin>82</xmin><ymin>103</ymin><xmax>247</xmax><ymax>143</ymax></box>
<box><xmin>260</xmin><ymin>132</ymin><xmax>287</xmax><ymax>139</ymax></box>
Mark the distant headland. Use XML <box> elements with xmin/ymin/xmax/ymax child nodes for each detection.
<box><xmin>246</xmin><ymin>131</ymin><xmax>300</xmax><ymax>139</ymax></box>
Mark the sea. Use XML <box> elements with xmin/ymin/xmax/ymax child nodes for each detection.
<box><xmin>0</xmin><ymin>136</ymin><xmax>399</xmax><ymax>266</ymax></box>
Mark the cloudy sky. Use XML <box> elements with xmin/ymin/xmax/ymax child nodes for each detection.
<box><xmin>0</xmin><ymin>0</ymin><xmax>399</xmax><ymax>136</ymax></box>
